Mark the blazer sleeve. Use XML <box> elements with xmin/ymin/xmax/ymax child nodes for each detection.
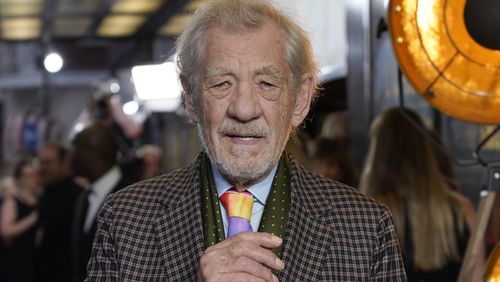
<box><xmin>85</xmin><ymin>197</ymin><xmax>120</xmax><ymax>282</ymax></box>
<box><xmin>370</xmin><ymin>206</ymin><xmax>407</xmax><ymax>281</ymax></box>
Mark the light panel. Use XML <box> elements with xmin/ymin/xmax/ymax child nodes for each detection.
<box><xmin>96</xmin><ymin>15</ymin><xmax>146</xmax><ymax>37</ymax></box>
<box><xmin>0</xmin><ymin>18</ymin><xmax>41</xmax><ymax>40</ymax></box>
<box><xmin>0</xmin><ymin>0</ymin><xmax>43</xmax><ymax>4</ymax></box>
<box><xmin>111</xmin><ymin>0</ymin><xmax>162</xmax><ymax>14</ymax></box>
<box><xmin>0</xmin><ymin>1</ymin><xmax>43</xmax><ymax>16</ymax></box>
<box><xmin>158</xmin><ymin>14</ymin><xmax>192</xmax><ymax>36</ymax></box>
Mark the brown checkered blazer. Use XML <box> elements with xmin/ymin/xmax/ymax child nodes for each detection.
<box><xmin>86</xmin><ymin>154</ymin><xmax>407</xmax><ymax>281</ymax></box>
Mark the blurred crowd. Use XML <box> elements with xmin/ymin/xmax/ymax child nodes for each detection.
<box><xmin>0</xmin><ymin>122</ymin><xmax>161</xmax><ymax>282</ymax></box>
<box><xmin>0</xmin><ymin>106</ymin><xmax>498</xmax><ymax>282</ymax></box>
<box><xmin>291</xmin><ymin>107</ymin><xmax>499</xmax><ymax>282</ymax></box>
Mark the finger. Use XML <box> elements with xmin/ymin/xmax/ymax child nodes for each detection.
<box><xmin>227</xmin><ymin>240</ymin><xmax>284</xmax><ymax>271</ymax></box>
<box><xmin>202</xmin><ymin>241</ymin><xmax>283</xmax><ymax>273</ymax></box>
<box><xmin>228</xmin><ymin>232</ymin><xmax>283</xmax><ymax>249</ymax></box>
<box><xmin>225</xmin><ymin>256</ymin><xmax>278</xmax><ymax>282</ymax></box>
<box><xmin>208</xmin><ymin>232</ymin><xmax>281</xmax><ymax>252</ymax></box>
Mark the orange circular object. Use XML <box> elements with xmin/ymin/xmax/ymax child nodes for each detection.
<box><xmin>389</xmin><ymin>0</ymin><xmax>500</xmax><ymax>124</ymax></box>
<box><xmin>484</xmin><ymin>243</ymin><xmax>500</xmax><ymax>281</ymax></box>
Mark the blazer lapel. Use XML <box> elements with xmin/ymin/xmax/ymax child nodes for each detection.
<box><xmin>153</xmin><ymin>157</ymin><xmax>205</xmax><ymax>280</ymax></box>
<box><xmin>278</xmin><ymin>158</ymin><xmax>333</xmax><ymax>280</ymax></box>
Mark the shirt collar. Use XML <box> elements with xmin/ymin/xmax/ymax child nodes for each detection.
<box><xmin>211</xmin><ymin>162</ymin><xmax>278</xmax><ymax>205</ymax></box>
<box><xmin>90</xmin><ymin>166</ymin><xmax>121</xmax><ymax>197</ymax></box>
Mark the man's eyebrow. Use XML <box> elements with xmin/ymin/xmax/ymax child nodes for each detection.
<box><xmin>203</xmin><ymin>66</ymin><xmax>285</xmax><ymax>81</ymax></box>
<box><xmin>204</xmin><ymin>67</ymin><xmax>232</xmax><ymax>79</ymax></box>
<box><xmin>255</xmin><ymin>66</ymin><xmax>285</xmax><ymax>80</ymax></box>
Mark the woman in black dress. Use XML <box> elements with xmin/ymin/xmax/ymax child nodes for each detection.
<box><xmin>0</xmin><ymin>158</ymin><xmax>41</xmax><ymax>282</ymax></box>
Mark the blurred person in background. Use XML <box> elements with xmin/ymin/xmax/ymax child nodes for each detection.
<box><xmin>428</xmin><ymin>129</ymin><xmax>486</xmax><ymax>278</ymax></box>
<box><xmin>427</xmin><ymin>129</ymin><xmax>461</xmax><ymax>193</ymax></box>
<box><xmin>70</xmin><ymin>122</ymin><xmax>133</xmax><ymax>282</ymax></box>
<box><xmin>36</xmin><ymin>143</ymin><xmax>83</xmax><ymax>282</ymax></box>
<box><xmin>0</xmin><ymin>158</ymin><xmax>41</xmax><ymax>282</ymax></box>
<box><xmin>0</xmin><ymin>177</ymin><xmax>15</xmax><ymax>197</ymax></box>
<box><xmin>312</xmin><ymin>137</ymin><xmax>358</xmax><ymax>187</ymax></box>
<box><xmin>136</xmin><ymin>145</ymin><xmax>162</xmax><ymax>181</ymax></box>
<box><xmin>486</xmin><ymin>196</ymin><xmax>500</xmax><ymax>255</ymax></box>
<box><xmin>0</xmin><ymin>177</ymin><xmax>16</xmax><ymax>281</ymax></box>
<box><xmin>360</xmin><ymin>107</ymin><xmax>479</xmax><ymax>282</ymax></box>
<box><xmin>120</xmin><ymin>144</ymin><xmax>163</xmax><ymax>183</ymax></box>
<box><xmin>284</xmin><ymin>130</ymin><xmax>315</xmax><ymax>172</ymax></box>
<box><xmin>91</xmin><ymin>93</ymin><xmax>142</xmax><ymax>157</ymax></box>
<box><xmin>69</xmin><ymin>87</ymin><xmax>142</xmax><ymax>161</ymax></box>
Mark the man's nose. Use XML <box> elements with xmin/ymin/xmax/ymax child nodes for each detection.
<box><xmin>227</xmin><ymin>81</ymin><xmax>262</xmax><ymax>122</ymax></box>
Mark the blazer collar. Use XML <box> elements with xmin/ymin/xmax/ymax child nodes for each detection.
<box><xmin>154</xmin><ymin>154</ymin><xmax>205</xmax><ymax>280</ymax></box>
<box><xmin>278</xmin><ymin>155</ymin><xmax>334</xmax><ymax>280</ymax></box>
<box><xmin>288</xmin><ymin>155</ymin><xmax>334</xmax><ymax>216</ymax></box>
<box><xmin>156</xmin><ymin>154</ymin><xmax>204</xmax><ymax>207</ymax></box>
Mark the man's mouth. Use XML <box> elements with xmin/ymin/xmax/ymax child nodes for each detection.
<box><xmin>226</xmin><ymin>133</ymin><xmax>263</xmax><ymax>138</ymax></box>
<box><xmin>233</xmin><ymin>136</ymin><xmax>256</xmax><ymax>141</ymax></box>
<box><xmin>225</xmin><ymin>133</ymin><xmax>265</xmax><ymax>143</ymax></box>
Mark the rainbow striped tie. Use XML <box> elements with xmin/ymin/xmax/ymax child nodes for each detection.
<box><xmin>220</xmin><ymin>188</ymin><xmax>254</xmax><ymax>238</ymax></box>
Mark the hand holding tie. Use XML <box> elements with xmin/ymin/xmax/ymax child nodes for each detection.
<box><xmin>198</xmin><ymin>232</ymin><xmax>284</xmax><ymax>282</ymax></box>
<box><xmin>198</xmin><ymin>189</ymin><xmax>284</xmax><ymax>281</ymax></box>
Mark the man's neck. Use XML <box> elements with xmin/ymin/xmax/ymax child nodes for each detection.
<box><xmin>90</xmin><ymin>166</ymin><xmax>121</xmax><ymax>195</ymax></box>
<box><xmin>211</xmin><ymin>162</ymin><xmax>279</xmax><ymax>200</ymax></box>
<box><xmin>88</xmin><ymin>164</ymin><xmax>114</xmax><ymax>183</ymax></box>
<box><xmin>215</xmin><ymin>165</ymin><xmax>277</xmax><ymax>191</ymax></box>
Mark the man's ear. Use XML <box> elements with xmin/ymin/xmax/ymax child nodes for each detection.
<box><xmin>180</xmin><ymin>74</ymin><xmax>199</xmax><ymax>123</ymax></box>
<box><xmin>291</xmin><ymin>74</ymin><xmax>314</xmax><ymax>127</ymax></box>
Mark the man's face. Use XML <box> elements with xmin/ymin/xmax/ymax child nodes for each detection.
<box><xmin>70</xmin><ymin>137</ymin><xmax>91</xmax><ymax>179</ymax></box>
<box><xmin>38</xmin><ymin>147</ymin><xmax>67</xmax><ymax>186</ymax></box>
<box><xmin>185</xmin><ymin>22</ymin><xmax>312</xmax><ymax>187</ymax></box>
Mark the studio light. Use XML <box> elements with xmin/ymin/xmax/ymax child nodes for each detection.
<box><xmin>43</xmin><ymin>52</ymin><xmax>64</xmax><ymax>73</ymax></box>
<box><xmin>131</xmin><ymin>62</ymin><xmax>182</xmax><ymax>112</ymax></box>
<box><xmin>131</xmin><ymin>62</ymin><xmax>181</xmax><ymax>100</ymax></box>
<box><xmin>110</xmin><ymin>81</ymin><xmax>121</xmax><ymax>93</ymax></box>
<box><xmin>123</xmin><ymin>101</ymin><xmax>139</xmax><ymax>115</ymax></box>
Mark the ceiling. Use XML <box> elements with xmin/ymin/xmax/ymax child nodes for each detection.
<box><xmin>0</xmin><ymin>0</ymin><xmax>206</xmax><ymax>41</ymax></box>
<box><xmin>0</xmin><ymin>0</ymin><xmax>347</xmax><ymax>81</ymax></box>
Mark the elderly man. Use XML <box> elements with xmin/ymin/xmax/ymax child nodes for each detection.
<box><xmin>87</xmin><ymin>0</ymin><xmax>406</xmax><ymax>281</ymax></box>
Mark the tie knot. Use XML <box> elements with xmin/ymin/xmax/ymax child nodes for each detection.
<box><xmin>220</xmin><ymin>188</ymin><xmax>254</xmax><ymax>221</ymax></box>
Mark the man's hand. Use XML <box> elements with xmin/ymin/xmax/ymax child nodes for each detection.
<box><xmin>198</xmin><ymin>232</ymin><xmax>284</xmax><ymax>282</ymax></box>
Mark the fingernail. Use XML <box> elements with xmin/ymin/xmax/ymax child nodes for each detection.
<box><xmin>273</xmin><ymin>274</ymin><xmax>279</xmax><ymax>282</ymax></box>
<box><xmin>275</xmin><ymin>258</ymin><xmax>285</xmax><ymax>270</ymax></box>
<box><xmin>271</xmin><ymin>235</ymin><xmax>282</xmax><ymax>244</ymax></box>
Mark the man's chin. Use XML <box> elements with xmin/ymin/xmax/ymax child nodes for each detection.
<box><xmin>216</xmin><ymin>159</ymin><xmax>273</xmax><ymax>186</ymax></box>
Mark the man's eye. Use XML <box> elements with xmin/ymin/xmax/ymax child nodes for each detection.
<box><xmin>212</xmin><ymin>81</ymin><xmax>230</xmax><ymax>90</ymax></box>
<box><xmin>260</xmin><ymin>81</ymin><xmax>276</xmax><ymax>89</ymax></box>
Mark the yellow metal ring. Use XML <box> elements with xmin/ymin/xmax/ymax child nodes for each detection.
<box><xmin>389</xmin><ymin>0</ymin><xmax>500</xmax><ymax>124</ymax></box>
